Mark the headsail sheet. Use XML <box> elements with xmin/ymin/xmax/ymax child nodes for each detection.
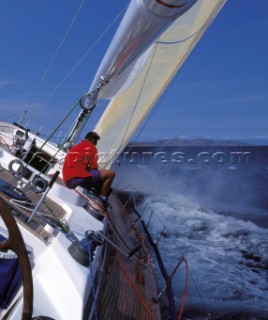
<box><xmin>94</xmin><ymin>0</ymin><xmax>226</xmax><ymax>168</ymax></box>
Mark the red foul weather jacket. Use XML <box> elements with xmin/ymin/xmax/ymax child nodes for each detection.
<box><xmin>62</xmin><ymin>140</ymin><xmax>98</xmax><ymax>183</ymax></box>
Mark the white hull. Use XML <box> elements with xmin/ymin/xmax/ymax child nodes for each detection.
<box><xmin>0</xmin><ymin>121</ymin><xmax>160</xmax><ymax>319</ymax></box>
<box><xmin>0</xmin><ymin>122</ymin><xmax>104</xmax><ymax>319</ymax></box>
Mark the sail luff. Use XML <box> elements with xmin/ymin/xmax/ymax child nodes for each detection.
<box><xmin>94</xmin><ymin>0</ymin><xmax>227</xmax><ymax>169</ymax></box>
<box><xmin>89</xmin><ymin>0</ymin><xmax>197</xmax><ymax>99</ymax></box>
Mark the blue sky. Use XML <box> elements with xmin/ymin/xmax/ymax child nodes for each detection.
<box><xmin>0</xmin><ymin>0</ymin><xmax>267</xmax><ymax>144</ymax></box>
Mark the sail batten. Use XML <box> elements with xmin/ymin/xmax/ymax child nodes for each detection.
<box><xmin>93</xmin><ymin>0</ymin><xmax>227</xmax><ymax>168</ymax></box>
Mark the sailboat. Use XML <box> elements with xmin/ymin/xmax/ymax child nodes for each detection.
<box><xmin>0</xmin><ymin>0</ymin><xmax>226</xmax><ymax>319</ymax></box>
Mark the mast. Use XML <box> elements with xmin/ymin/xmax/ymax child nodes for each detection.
<box><xmin>62</xmin><ymin>0</ymin><xmax>197</xmax><ymax>149</ymax></box>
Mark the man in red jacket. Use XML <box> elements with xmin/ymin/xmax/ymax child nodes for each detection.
<box><xmin>62</xmin><ymin>131</ymin><xmax>115</xmax><ymax>202</ymax></box>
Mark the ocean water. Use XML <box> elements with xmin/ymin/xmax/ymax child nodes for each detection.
<box><xmin>114</xmin><ymin>146</ymin><xmax>268</xmax><ymax>319</ymax></box>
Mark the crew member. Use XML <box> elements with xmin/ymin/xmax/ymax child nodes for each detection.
<box><xmin>62</xmin><ymin>131</ymin><xmax>115</xmax><ymax>203</ymax></box>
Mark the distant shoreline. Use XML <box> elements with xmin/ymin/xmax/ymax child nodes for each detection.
<box><xmin>129</xmin><ymin>137</ymin><xmax>268</xmax><ymax>147</ymax></box>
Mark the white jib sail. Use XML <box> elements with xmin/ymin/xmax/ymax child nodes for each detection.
<box><xmin>94</xmin><ymin>0</ymin><xmax>227</xmax><ymax>169</ymax></box>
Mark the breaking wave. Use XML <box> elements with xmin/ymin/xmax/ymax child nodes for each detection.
<box><xmin>143</xmin><ymin>192</ymin><xmax>268</xmax><ymax>319</ymax></box>
<box><xmin>115</xmin><ymin>145</ymin><xmax>268</xmax><ymax>319</ymax></box>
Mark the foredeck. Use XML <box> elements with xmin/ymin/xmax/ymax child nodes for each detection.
<box><xmin>96</xmin><ymin>194</ymin><xmax>161</xmax><ymax>320</ymax></box>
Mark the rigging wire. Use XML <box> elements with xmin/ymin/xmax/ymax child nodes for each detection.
<box><xmin>23</xmin><ymin>99</ymin><xmax>80</xmax><ymax>171</ymax></box>
<box><xmin>21</xmin><ymin>2</ymin><xmax>127</xmax><ymax>142</ymax></box>
<box><xmin>27</xmin><ymin>0</ymin><xmax>86</xmax><ymax>111</ymax></box>
<box><xmin>37</xmin><ymin>0</ymin><xmax>87</xmax><ymax>94</ymax></box>
<box><xmin>18</xmin><ymin>4</ymin><xmax>128</xmax><ymax>169</ymax></box>
<box><xmin>43</xmin><ymin>5</ymin><xmax>128</xmax><ymax>105</ymax></box>
<box><xmin>17</xmin><ymin>1</ymin><xmax>125</xmax><ymax>166</ymax></box>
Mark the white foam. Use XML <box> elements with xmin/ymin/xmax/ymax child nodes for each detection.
<box><xmin>141</xmin><ymin>192</ymin><xmax>268</xmax><ymax>315</ymax></box>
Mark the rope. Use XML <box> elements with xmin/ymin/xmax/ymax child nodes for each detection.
<box><xmin>75</xmin><ymin>190</ymin><xmax>138</xmax><ymax>255</ymax></box>
<box><xmin>167</xmin><ymin>231</ymin><xmax>211</xmax><ymax>318</ymax></box>
<box><xmin>41</xmin><ymin>200</ymin><xmax>79</xmax><ymax>241</ymax></box>
<box><xmin>115</xmin><ymin>187</ymin><xmax>192</xmax><ymax>319</ymax></box>
<box><xmin>176</xmin><ymin>258</ymin><xmax>189</xmax><ymax>320</ymax></box>
<box><xmin>74</xmin><ymin>189</ymin><xmax>108</xmax><ymax>217</ymax></box>
<box><xmin>8</xmin><ymin>196</ymin><xmax>79</xmax><ymax>244</ymax></box>
<box><xmin>110</xmin><ymin>171</ymin><xmax>208</xmax><ymax>318</ymax></box>
<box><xmin>116</xmin><ymin>251</ymin><xmax>156</xmax><ymax>320</ymax></box>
